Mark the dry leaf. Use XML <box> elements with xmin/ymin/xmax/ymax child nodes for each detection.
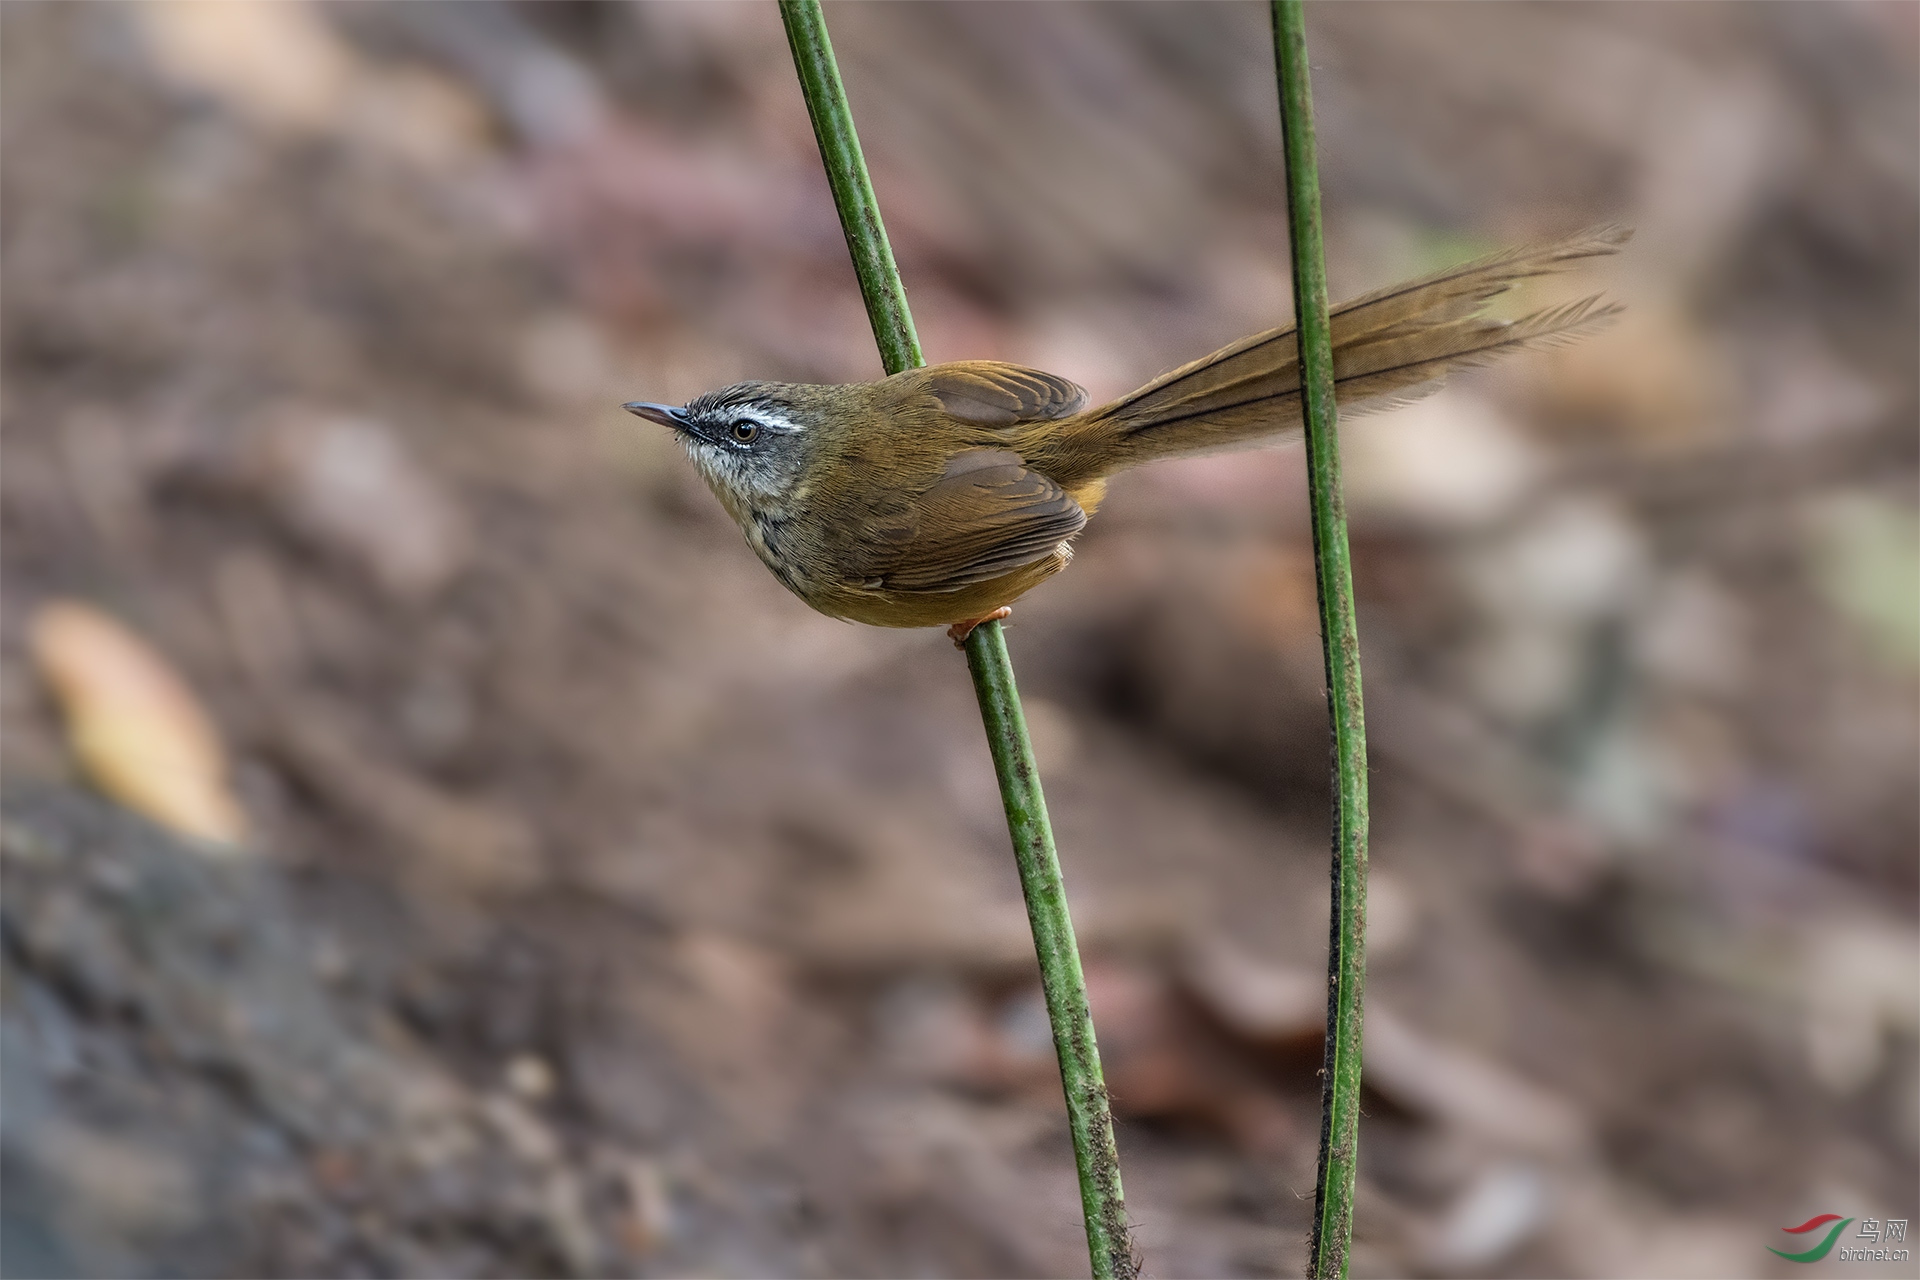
<box><xmin>28</xmin><ymin>601</ymin><xmax>247</xmax><ymax>849</ymax></box>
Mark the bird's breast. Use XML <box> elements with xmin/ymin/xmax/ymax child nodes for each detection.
<box><xmin>744</xmin><ymin>508</ymin><xmax>807</xmax><ymax>593</ymax></box>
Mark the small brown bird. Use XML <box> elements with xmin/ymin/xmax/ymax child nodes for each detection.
<box><xmin>627</xmin><ymin>226</ymin><xmax>1627</xmax><ymax>643</ymax></box>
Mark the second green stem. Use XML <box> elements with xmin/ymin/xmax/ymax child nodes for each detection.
<box><xmin>1271</xmin><ymin>2</ymin><xmax>1373</xmax><ymax>1277</ymax></box>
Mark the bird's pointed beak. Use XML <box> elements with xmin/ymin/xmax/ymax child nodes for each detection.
<box><xmin>623</xmin><ymin>401</ymin><xmax>690</xmax><ymax>430</ymax></box>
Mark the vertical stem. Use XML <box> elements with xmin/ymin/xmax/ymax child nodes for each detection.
<box><xmin>777</xmin><ymin>3</ymin><xmax>1132</xmax><ymax>1275</ymax></box>
<box><xmin>778</xmin><ymin>0</ymin><xmax>922</xmax><ymax>374</ymax></box>
<box><xmin>964</xmin><ymin>622</ymin><xmax>1132</xmax><ymax>1277</ymax></box>
<box><xmin>1270</xmin><ymin>3</ymin><xmax>1371</xmax><ymax>1277</ymax></box>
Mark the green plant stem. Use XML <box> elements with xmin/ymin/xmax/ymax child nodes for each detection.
<box><xmin>1271</xmin><ymin>3</ymin><xmax>1371</xmax><ymax>1278</ymax></box>
<box><xmin>777</xmin><ymin>3</ymin><xmax>1132</xmax><ymax>1275</ymax></box>
<box><xmin>778</xmin><ymin>0</ymin><xmax>922</xmax><ymax>374</ymax></box>
<box><xmin>963</xmin><ymin>621</ymin><xmax>1131</xmax><ymax>1277</ymax></box>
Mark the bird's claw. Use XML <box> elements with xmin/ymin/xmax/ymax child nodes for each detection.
<box><xmin>947</xmin><ymin>607</ymin><xmax>1012</xmax><ymax>648</ymax></box>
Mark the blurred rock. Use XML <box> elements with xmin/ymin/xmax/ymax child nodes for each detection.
<box><xmin>1530</xmin><ymin>288</ymin><xmax>1737</xmax><ymax>450</ymax></box>
<box><xmin>1631</xmin><ymin>570</ymin><xmax>1752</xmax><ymax>698</ymax></box>
<box><xmin>174</xmin><ymin>409</ymin><xmax>475</xmax><ymax>602</ymax></box>
<box><xmin>1345</xmin><ymin>392</ymin><xmax>1543</xmax><ymax>533</ymax></box>
<box><xmin>1455</xmin><ymin>497</ymin><xmax>1648</xmax><ymax>725</ymax></box>
<box><xmin>1800</xmin><ymin>915</ymin><xmax>1920</xmax><ymax>1096</ymax></box>
<box><xmin>129</xmin><ymin>0</ymin><xmax>358</xmax><ymax>133</ymax></box>
<box><xmin>256</xmin><ymin>410</ymin><xmax>471</xmax><ymax>601</ymax></box>
<box><xmin>0</xmin><ymin>788</ymin><xmax>631</xmax><ymax>1278</ymax></box>
<box><xmin>873</xmin><ymin>976</ymin><xmax>1008</xmax><ymax>1090</ymax></box>
<box><xmin>209</xmin><ymin>550</ymin><xmax>543</xmax><ymax>893</ymax></box>
<box><xmin>129</xmin><ymin>0</ymin><xmax>492</xmax><ymax>169</ymax></box>
<box><xmin>627</xmin><ymin>931</ymin><xmax>810</xmax><ymax>1141</ymax></box>
<box><xmin>30</xmin><ymin>1124</ymin><xmax>200</xmax><ymax>1239</ymax></box>
<box><xmin>995</xmin><ymin>960</ymin><xmax>1301</xmax><ymax>1151</ymax></box>
<box><xmin>397</xmin><ymin>667</ymin><xmax>476</xmax><ymax>762</ymax></box>
<box><xmin>1179</xmin><ymin>939</ymin><xmax>1323</xmax><ymax>1045</ymax></box>
<box><xmin>504</xmin><ymin>1054</ymin><xmax>556</xmax><ymax>1103</ymax></box>
<box><xmin>769</xmin><ymin>808</ymin><xmax>1037</xmax><ymax>974</ymax></box>
<box><xmin>609</xmin><ymin>1155</ymin><xmax>674</xmax><ymax>1258</ymax></box>
<box><xmin>1364</xmin><ymin>1007</ymin><xmax>1588</xmax><ymax>1156</ymax></box>
<box><xmin>265</xmin><ymin>693</ymin><xmax>544</xmax><ymax>893</ymax></box>
<box><xmin>1423</xmin><ymin>1160</ymin><xmax>1551</xmax><ymax>1274</ymax></box>
<box><xmin>1104</xmin><ymin>544</ymin><xmax>1331</xmax><ymax>807</ymax></box>
<box><xmin>1463</xmin><ymin>497</ymin><xmax>1647</xmax><ymax>631</ymax></box>
<box><xmin>1747</xmin><ymin>328</ymin><xmax>1894</xmax><ymax>448</ymax></box>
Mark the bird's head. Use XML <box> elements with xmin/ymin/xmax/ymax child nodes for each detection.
<box><xmin>624</xmin><ymin>381</ymin><xmax>835</xmax><ymax>518</ymax></box>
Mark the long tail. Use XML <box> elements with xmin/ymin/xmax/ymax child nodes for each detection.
<box><xmin>1044</xmin><ymin>225</ymin><xmax>1629</xmax><ymax>482</ymax></box>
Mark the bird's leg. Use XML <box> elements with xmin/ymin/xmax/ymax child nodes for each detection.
<box><xmin>947</xmin><ymin>607</ymin><xmax>1012</xmax><ymax>648</ymax></box>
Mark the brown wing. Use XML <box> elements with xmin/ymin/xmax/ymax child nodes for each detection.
<box><xmin>862</xmin><ymin>450</ymin><xmax>1086</xmax><ymax>593</ymax></box>
<box><xmin>914</xmin><ymin>362</ymin><xmax>1089</xmax><ymax>427</ymax></box>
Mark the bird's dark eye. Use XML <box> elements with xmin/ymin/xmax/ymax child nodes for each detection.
<box><xmin>729</xmin><ymin>419</ymin><xmax>760</xmax><ymax>444</ymax></box>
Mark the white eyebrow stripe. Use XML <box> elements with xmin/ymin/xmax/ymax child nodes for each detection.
<box><xmin>738</xmin><ymin>406</ymin><xmax>802</xmax><ymax>433</ymax></box>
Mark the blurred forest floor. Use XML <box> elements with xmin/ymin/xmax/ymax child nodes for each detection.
<box><xmin>2</xmin><ymin>3</ymin><xmax>1916</xmax><ymax>1277</ymax></box>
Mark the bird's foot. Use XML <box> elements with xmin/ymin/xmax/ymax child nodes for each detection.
<box><xmin>947</xmin><ymin>607</ymin><xmax>1012</xmax><ymax>648</ymax></box>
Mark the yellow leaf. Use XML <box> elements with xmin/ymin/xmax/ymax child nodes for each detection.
<box><xmin>28</xmin><ymin>601</ymin><xmax>247</xmax><ymax>849</ymax></box>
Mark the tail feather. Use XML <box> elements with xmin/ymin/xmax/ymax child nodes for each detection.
<box><xmin>1326</xmin><ymin>294</ymin><xmax>1623</xmax><ymax>415</ymax></box>
<box><xmin>1055</xmin><ymin>226</ymin><xmax>1628</xmax><ymax>478</ymax></box>
<box><xmin>1329</xmin><ymin>223</ymin><xmax>1631</xmax><ymax>344</ymax></box>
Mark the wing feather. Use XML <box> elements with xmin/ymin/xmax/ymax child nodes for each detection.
<box><xmin>863</xmin><ymin>449</ymin><xmax>1086</xmax><ymax>593</ymax></box>
<box><xmin>912</xmin><ymin>362</ymin><xmax>1089</xmax><ymax>427</ymax></box>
